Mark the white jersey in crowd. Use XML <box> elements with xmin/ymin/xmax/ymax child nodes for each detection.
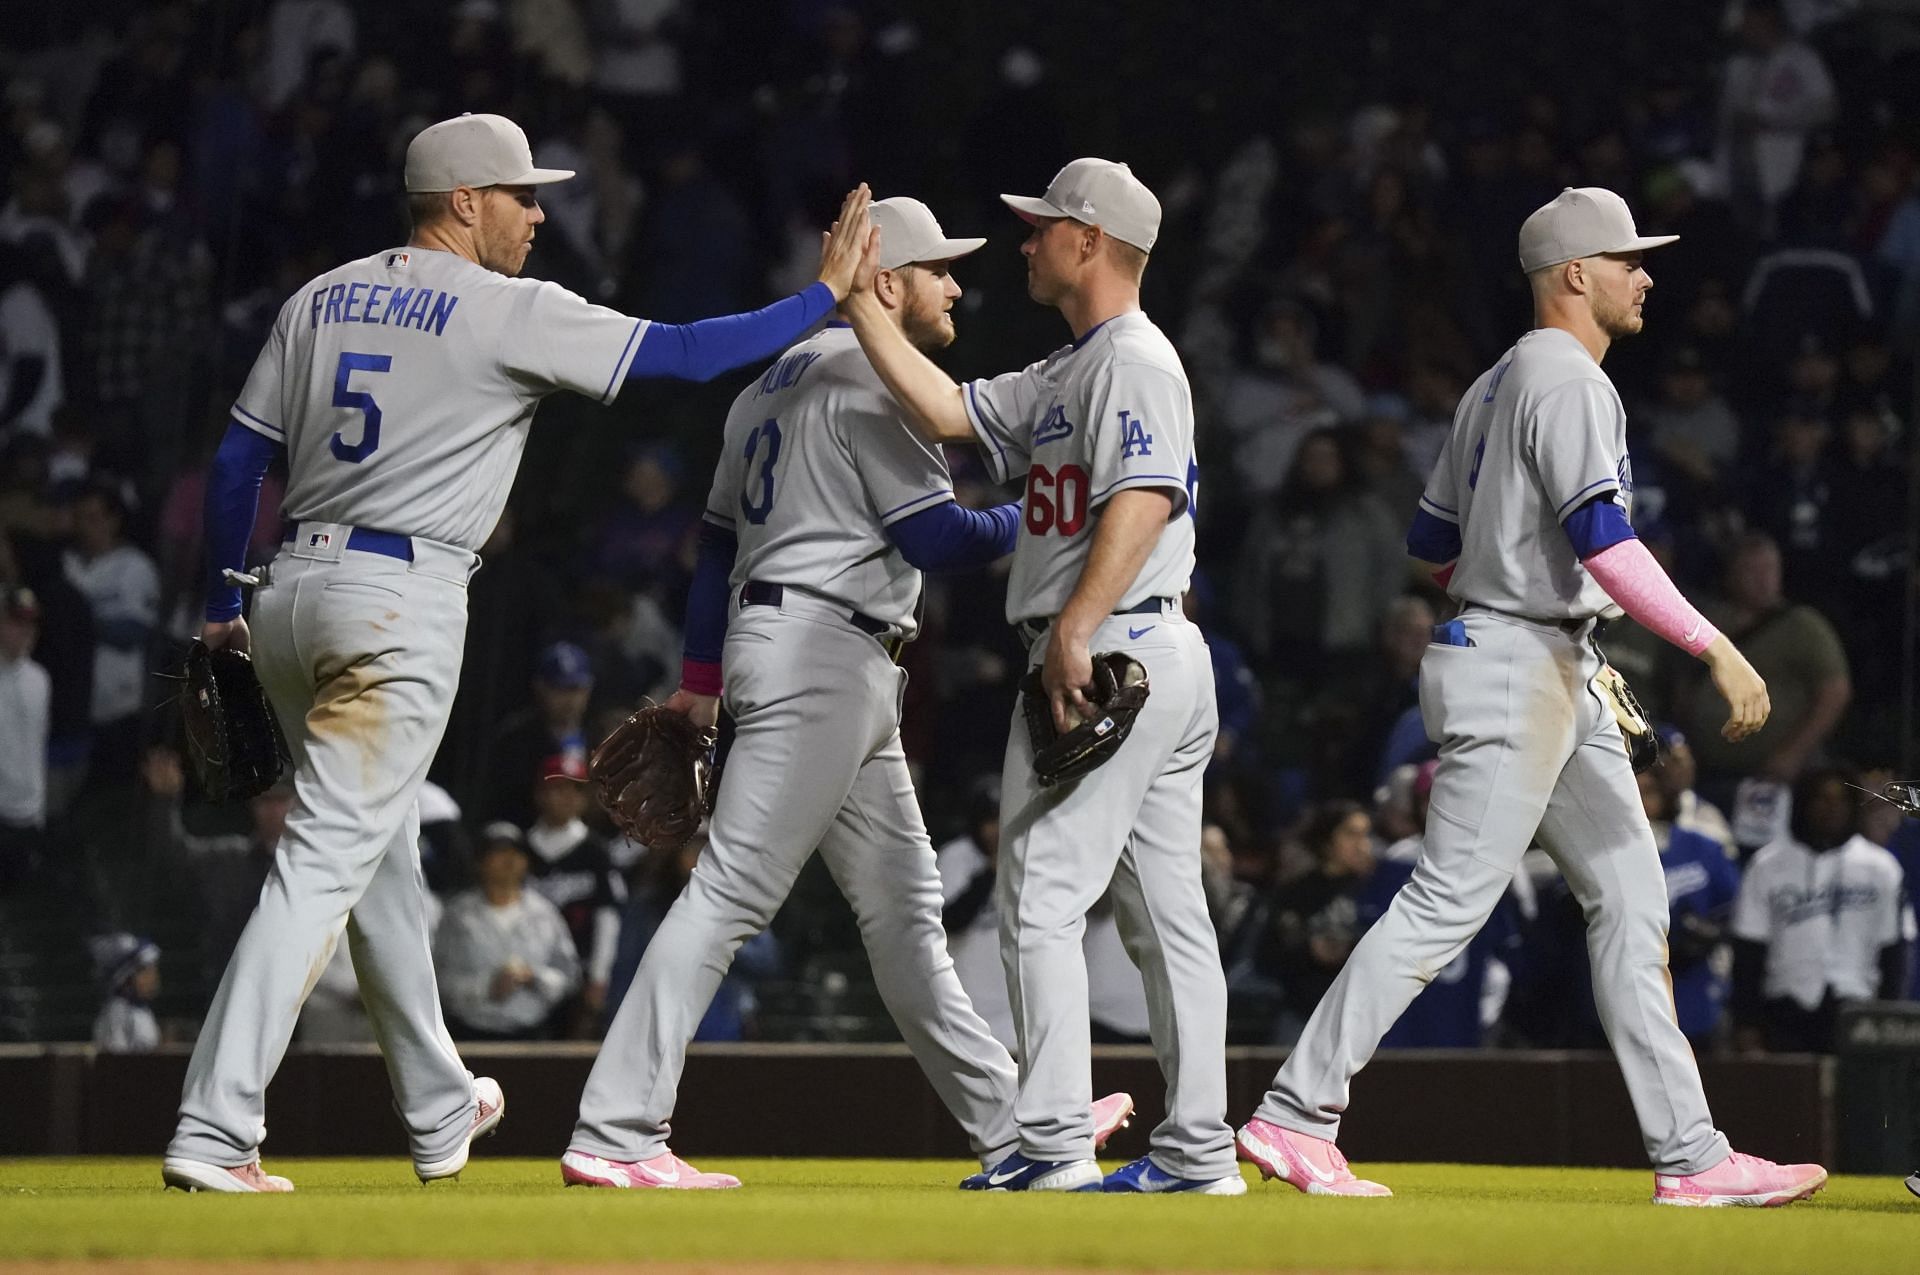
<box><xmin>703</xmin><ymin>324</ymin><xmax>955</xmax><ymax>636</ymax></box>
<box><xmin>231</xmin><ymin>246</ymin><xmax>652</xmax><ymax>548</ymax></box>
<box><xmin>0</xmin><ymin>652</ymin><xmax>49</xmax><ymax>828</ymax></box>
<box><xmin>1731</xmin><ymin>832</ymin><xmax>1915</xmax><ymax>1010</ymax></box>
<box><xmin>1419</xmin><ymin>327</ymin><xmax>1633</xmax><ymax>621</ymax></box>
<box><xmin>64</xmin><ymin>544</ymin><xmax>160</xmax><ymax>723</ymax></box>
<box><xmin>962</xmin><ymin>312</ymin><xmax>1196</xmax><ymax>624</ymax></box>
<box><xmin>432</xmin><ymin>888</ymin><xmax>581</xmax><ymax>1035</ymax></box>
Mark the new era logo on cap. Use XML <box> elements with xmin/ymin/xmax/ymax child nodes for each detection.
<box><xmin>1001</xmin><ymin>158</ymin><xmax>1162</xmax><ymax>252</ymax></box>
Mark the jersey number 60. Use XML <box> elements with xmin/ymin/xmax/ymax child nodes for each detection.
<box><xmin>331</xmin><ymin>351</ymin><xmax>391</xmax><ymax>463</ymax></box>
<box><xmin>1024</xmin><ymin>463</ymin><xmax>1089</xmax><ymax>536</ymax></box>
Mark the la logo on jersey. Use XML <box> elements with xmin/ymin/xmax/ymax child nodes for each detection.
<box><xmin>1119</xmin><ymin>409</ymin><xmax>1153</xmax><ymax>458</ymax></box>
<box><xmin>386</xmin><ymin>252</ymin><xmax>410</xmax><ymax>269</ymax></box>
<box><xmin>1034</xmin><ymin>404</ymin><xmax>1074</xmax><ymax>445</ymax></box>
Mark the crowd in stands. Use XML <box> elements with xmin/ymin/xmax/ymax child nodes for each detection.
<box><xmin>2</xmin><ymin>0</ymin><xmax>1917</xmax><ymax>1054</ymax></box>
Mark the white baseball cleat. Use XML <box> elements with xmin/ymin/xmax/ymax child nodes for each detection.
<box><xmin>560</xmin><ymin>1149</ymin><xmax>742</xmax><ymax>1189</ymax></box>
<box><xmin>416</xmin><ymin>1075</ymin><xmax>506</xmax><ymax>1183</ymax></box>
<box><xmin>161</xmin><ymin>1158</ymin><xmax>295</xmax><ymax>1193</ymax></box>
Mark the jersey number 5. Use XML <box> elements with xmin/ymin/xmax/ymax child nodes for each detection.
<box><xmin>331</xmin><ymin>352</ymin><xmax>391</xmax><ymax>463</ymax></box>
<box><xmin>1024</xmin><ymin>463</ymin><xmax>1088</xmax><ymax>536</ymax></box>
<box><xmin>740</xmin><ymin>418</ymin><xmax>783</xmax><ymax>524</ymax></box>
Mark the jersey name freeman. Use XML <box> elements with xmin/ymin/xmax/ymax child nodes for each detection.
<box><xmin>308</xmin><ymin>282</ymin><xmax>460</xmax><ymax>336</ymax></box>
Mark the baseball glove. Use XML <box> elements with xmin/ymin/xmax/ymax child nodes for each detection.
<box><xmin>1020</xmin><ymin>652</ymin><xmax>1151</xmax><ymax>788</ymax></box>
<box><xmin>589</xmin><ymin>704</ymin><xmax>716</xmax><ymax>850</ymax></box>
<box><xmin>178</xmin><ymin>640</ymin><xmax>291</xmax><ymax>803</ymax></box>
<box><xmin>1594</xmin><ymin>662</ymin><xmax>1661</xmax><ymax>774</ymax></box>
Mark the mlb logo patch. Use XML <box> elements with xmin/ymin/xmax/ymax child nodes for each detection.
<box><xmin>386</xmin><ymin>251</ymin><xmax>410</xmax><ymax>269</ymax></box>
<box><xmin>308</xmin><ymin>532</ymin><xmax>332</xmax><ymax>550</ymax></box>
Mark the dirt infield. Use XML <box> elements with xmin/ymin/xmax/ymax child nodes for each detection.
<box><xmin>0</xmin><ymin>1266</ymin><xmax>1235</xmax><ymax>1275</ymax></box>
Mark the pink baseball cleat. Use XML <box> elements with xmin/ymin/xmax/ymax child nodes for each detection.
<box><xmin>161</xmin><ymin>1158</ymin><xmax>295</xmax><ymax>1193</ymax></box>
<box><xmin>417</xmin><ymin>1075</ymin><xmax>506</xmax><ymax>1182</ymax></box>
<box><xmin>560</xmin><ymin>1149</ymin><xmax>742</xmax><ymax>1189</ymax></box>
<box><xmin>1235</xmin><ymin>1117</ymin><xmax>1392</xmax><ymax>1197</ymax></box>
<box><xmin>1652</xmin><ymin>1151</ymin><xmax>1827</xmax><ymax>1207</ymax></box>
<box><xmin>1093</xmin><ymin>1092</ymin><xmax>1135</xmax><ymax>1150</ymax></box>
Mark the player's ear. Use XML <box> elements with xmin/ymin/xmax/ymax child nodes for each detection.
<box><xmin>1564</xmin><ymin>257</ymin><xmax>1588</xmax><ymax>295</ymax></box>
<box><xmin>873</xmin><ymin>266</ymin><xmax>899</xmax><ymax>308</ymax></box>
<box><xmin>449</xmin><ymin>185</ymin><xmax>483</xmax><ymax>227</ymax></box>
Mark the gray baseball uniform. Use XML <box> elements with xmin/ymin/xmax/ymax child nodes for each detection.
<box><xmin>170</xmin><ymin>246</ymin><xmax>651</xmax><ymax>1171</ymax></box>
<box><xmin>571</xmin><ymin>324</ymin><xmax>1022</xmax><ymax>1166</ymax></box>
<box><xmin>1253</xmin><ymin>326</ymin><xmax>1731</xmax><ymax>1175</ymax></box>
<box><xmin>963</xmin><ymin>311</ymin><xmax>1235</xmax><ymax>1179</ymax></box>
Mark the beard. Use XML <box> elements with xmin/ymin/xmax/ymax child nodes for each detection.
<box><xmin>1593</xmin><ymin>289</ymin><xmax>1644</xmax><ymax>339</ymax></box>
<box><xmin>902</xmin><ymin>298</ymin><xmax>955</xmax><ymax>351</ymax></box>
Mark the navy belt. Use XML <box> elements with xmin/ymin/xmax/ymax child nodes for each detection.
<box><xmin>1463</xmin><ymin>602</ymin><xmax>1585</xmax><ymax>635</ymax></box>
<box><xmin>740</xmin><ymin>581</ymin><xmax>902</xmax><ymax>656</ymax></box>
<box><xmin>283</xmin><ymin>523</ymin><xmax>415</xmax><ymax>562</ymax></box>
<box><xmin>1015</xmin><ymin>597</ymin><xmax>1175</xmax><ymax>645</ymax></box>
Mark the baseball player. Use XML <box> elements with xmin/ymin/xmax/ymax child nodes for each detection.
<box><xmin>162</xmin><ymin>112</ymin><xmax>876</xmax><ymax>1193</ymax></box>
<box><xmin>1234</xmin><ymin>187</ymin><xmax>1827</xmax><ymax>1207</ymax></box>
<box><xmin>844</xmin><ymin>160</ymin><xmax>1242</xmax><ymax>1194</ymax></box>
<box><xmin>563</xmin><ymin>197</ymin><xmax>1133</xmax><ymax>1190</ymax></box>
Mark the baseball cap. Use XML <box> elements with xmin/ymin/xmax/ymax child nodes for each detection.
<box><xmin>1001</xmin><ymin>158</ymin><xmax>1162</xmax><ymax>252</ymax></box>
<box><xmin>1517</xmin><ymin>187</ymin><xmax>1678</xmax><ymax>274</ymax></box>
<box><xmin>539</xmin><ymin>751</ymin><xmax>589</xmax><ymax>783</ymax></box>
<box><xmin>2</xmin><ymin>585</ymin><xmax>40</xmax><ymax>623</ymax></box>
<box><xmin>535</xmin><ymin>641</ymin><xmax>593</xmax><ymax>688</ymax></box>
<box><xmin>870</xmin><ymin>197</ymin><xmax>986</xmax><ymax>270</ymax></box>
<box><xmin>480</xmin><ymin>820</ymin><xmax>527</xmax><ymax>850</ymax></box>
<box><xmin>404</xmin><ymin>113</ymin><xmax>573</xmax><ymax>193</ymax></box>
<box><xmin>89</xmin><ymin>932</ymin><xmax>159</xmax><ymax>992</ymax></box>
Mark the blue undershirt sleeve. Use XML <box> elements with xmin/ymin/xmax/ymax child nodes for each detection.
<box><xmin>682</xmin><ymin>520</ymin><xmax>738</xmax><ymax>666</ymax></box>
<box><xmin>627</xmin><ymin>283</ymin><xmax>837</xmax><ymax>383</ymax></box>
<box><xmin>887</xmin><ymin>500</ymin><xmax>1020</xmax><ymax>572</ymax></box>
<box><xmin>1405</xmin><ymin>505</ymin><xmax>1462</xmax><ymax>564</ymax></box>
<box><xmin>1564</xmin><ymin>491</ymin><xmax>1636</xmax><ymax>559</ymax></box>
<box><xmin>203</xmin><ymin>421</ymin><xmax>283</xmax><ymax>622</ymax></box>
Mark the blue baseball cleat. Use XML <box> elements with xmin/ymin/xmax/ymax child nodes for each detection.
<box><xmin>1101</xmin><ymin>1155</ymin><xmax>1248</xmax><ymax>1195</ymax></box>
<box><xmin>960</xmin><ymin>1153</ymin><xmax>1103</xmax><ymax>1192</ymax></box>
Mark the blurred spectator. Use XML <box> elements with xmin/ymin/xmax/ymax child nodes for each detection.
<box><xmin>1716</xmin><ymin>0</ymin><xmax>1837</xmax><ymax>233</ymax></box>
<box><xmin>604</xmin><ymin>831</ymin><xmax>783</xmax><ymax>1042</ymax></box>
<box><xmin>89</xmin><ymin>932</ymin><xmax>160</xmax><ymax>1052</ymax></box>
<box><xmin>1641</xmin><ymin>346</ymin><xmax>1741</xmax><ymax>498</ymax></box>
<box><xmin>1732</xmin><ymin>767</ymin><xmax>1912</xmax><ymax>1051</ymax></box>
<box><xmin>255</xmin><ymin>0</ymin><xmax>358</xmax><ymax>112</ymax></box>
<box><xmin>1220</xmin><ymin>297</ymin><xmax>1365</xmax><ymax>496</ymax></box>
<box><xmin>1679</xmin><ymin>532</ymin><xmax>1850</xmax><ymax>839</ymax></box>
<box><xmin>1744</xmin><ymin>401</ymin><xmax>1840</xmax><ymax>607</ymax></box>
<box><xmin>523</xmin><ymin>753</ymin><xmax>625</xmax><ymax>1029</ymax></box>
<box><xmin>1367</xmin><ymin>761</ymin><xmax>1531</xmax><ymax>1048</ymax></box>
<box><xmin>939</xmin><ymin>775</ymin><xmax>1011</xmax><ymax>1047</ymax></box>
<box><xmin>0</xmin><ymin>262</ymin><xmax>64</xmax><ymax>441</ymax></box>
<box><xmin>589</xmin><ymin>443</ymin><xmax>698</xmax><ymax>593</ymax></box>
<box><xmin>1233</xmin><ymin>428</ymin><xmax>1406</xmax><ymax>681</ymax></box>
<box><xmin>1314</xmin><ymin>593</ymin><xmax>1432</xmax><ymax>797</ymax></box>
<box><xmin>1258</xmin><ymin>800</ymin><xmax>1378</xmax><ymax>1042</ymax></box>
<box><xmin>1654</xmin><ymin>723</ymin><xmax>1738</xmax><ymax>853</ymax></box>
<box><xmin>141</xmin><ymin>747</ymin><xmax>291</xmax><ymax>998</ymax></box>
<box><xmin>0</xmin><ymin>584</ymin><xmax>50</xmax><ymax>887</ymax></box>
<box><xmin>1185</xmin><ymin>575</ymin><xmax>1261</xmax><ymax>777</ymax></box>
<box><xmin>1642</xmin><ymin>769</ymin><xmax>1741</xmax><ymax>1047</ymax></box>
<box><xmin>63</xmin><ymin>481</ymin><xmax>159</xmax><ymax>786</ymax></box>
<box><xmin>484</xmin><ymin>641</ymin><xmax>593</xmax><ymax>827</ymax></box>
<box><xmin>435</xmin><ymin>822</ymin><xmax>581</xmax><ymax>1041</ymax></box>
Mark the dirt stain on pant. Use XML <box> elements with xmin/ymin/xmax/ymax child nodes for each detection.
<box><xmin>307</xmin><ymin>655</ymin><xmax>391</xmax><ymax>791</ymax></box>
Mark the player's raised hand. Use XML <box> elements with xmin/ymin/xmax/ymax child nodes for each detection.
<box><xmin>1703</xmin><ymin>635</ymin><xmax>1770</xmax><ymax>742</ymax></box>
<box><xmin>816</xmin><ymin>183</ymin><xmax>874</xmax><ymax>302</ymax></box>
<box><xmin>1042</xmin><ymin>629</ymin><xmax>1095</xmax><ymax>735</ymax></box>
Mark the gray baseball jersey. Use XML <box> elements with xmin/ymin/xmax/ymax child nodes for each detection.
<box><xmin>962</xmin><ymin>312</ymin><xmax>1196</xmax><ymax>624</ymax></box>
<box><xmin>704</xmin><ymin>325</ymin><xmax>954</xmax><ymax>635</ymax></box>
<box><xmin>233</xmin><ymin>247</ymin><xmax>649</xmax><ymax>546</ymax></box>
<box><xmin>1419</xmin><ymin>327</ymin><xmax>1632</xmax><ymax>620</ymax></box>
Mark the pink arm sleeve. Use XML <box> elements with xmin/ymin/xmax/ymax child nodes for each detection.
<box><xmin>1582</xmin><ymin>538</ymin><xmax>1718</xmax><ymax>656</ymax></box>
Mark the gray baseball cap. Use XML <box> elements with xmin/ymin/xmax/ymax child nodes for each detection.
<box><xmin>1001</xmin><ymin>158</ymin><xmax>1161</xmax><ymax>252</ymax></box>
<box><xmin>870</xmin><ymin>197</ymin><xmax>986</xmax><ymax>270</ymax></box>
<box><xmin>404</xmin><ymin>113</ymin><xmax>574</xmax><ymax>193</ymax></box>
<box><xmin>1517</xmin><ymin>186</ymin><xmax>1678</xmax><ymax>274</ymax></box>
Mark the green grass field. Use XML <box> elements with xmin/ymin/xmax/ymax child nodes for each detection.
<box><xmin>0</xmin><ymin>1158</ymin><xmax>1913</xmax><ymax>1272</ymax></box>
